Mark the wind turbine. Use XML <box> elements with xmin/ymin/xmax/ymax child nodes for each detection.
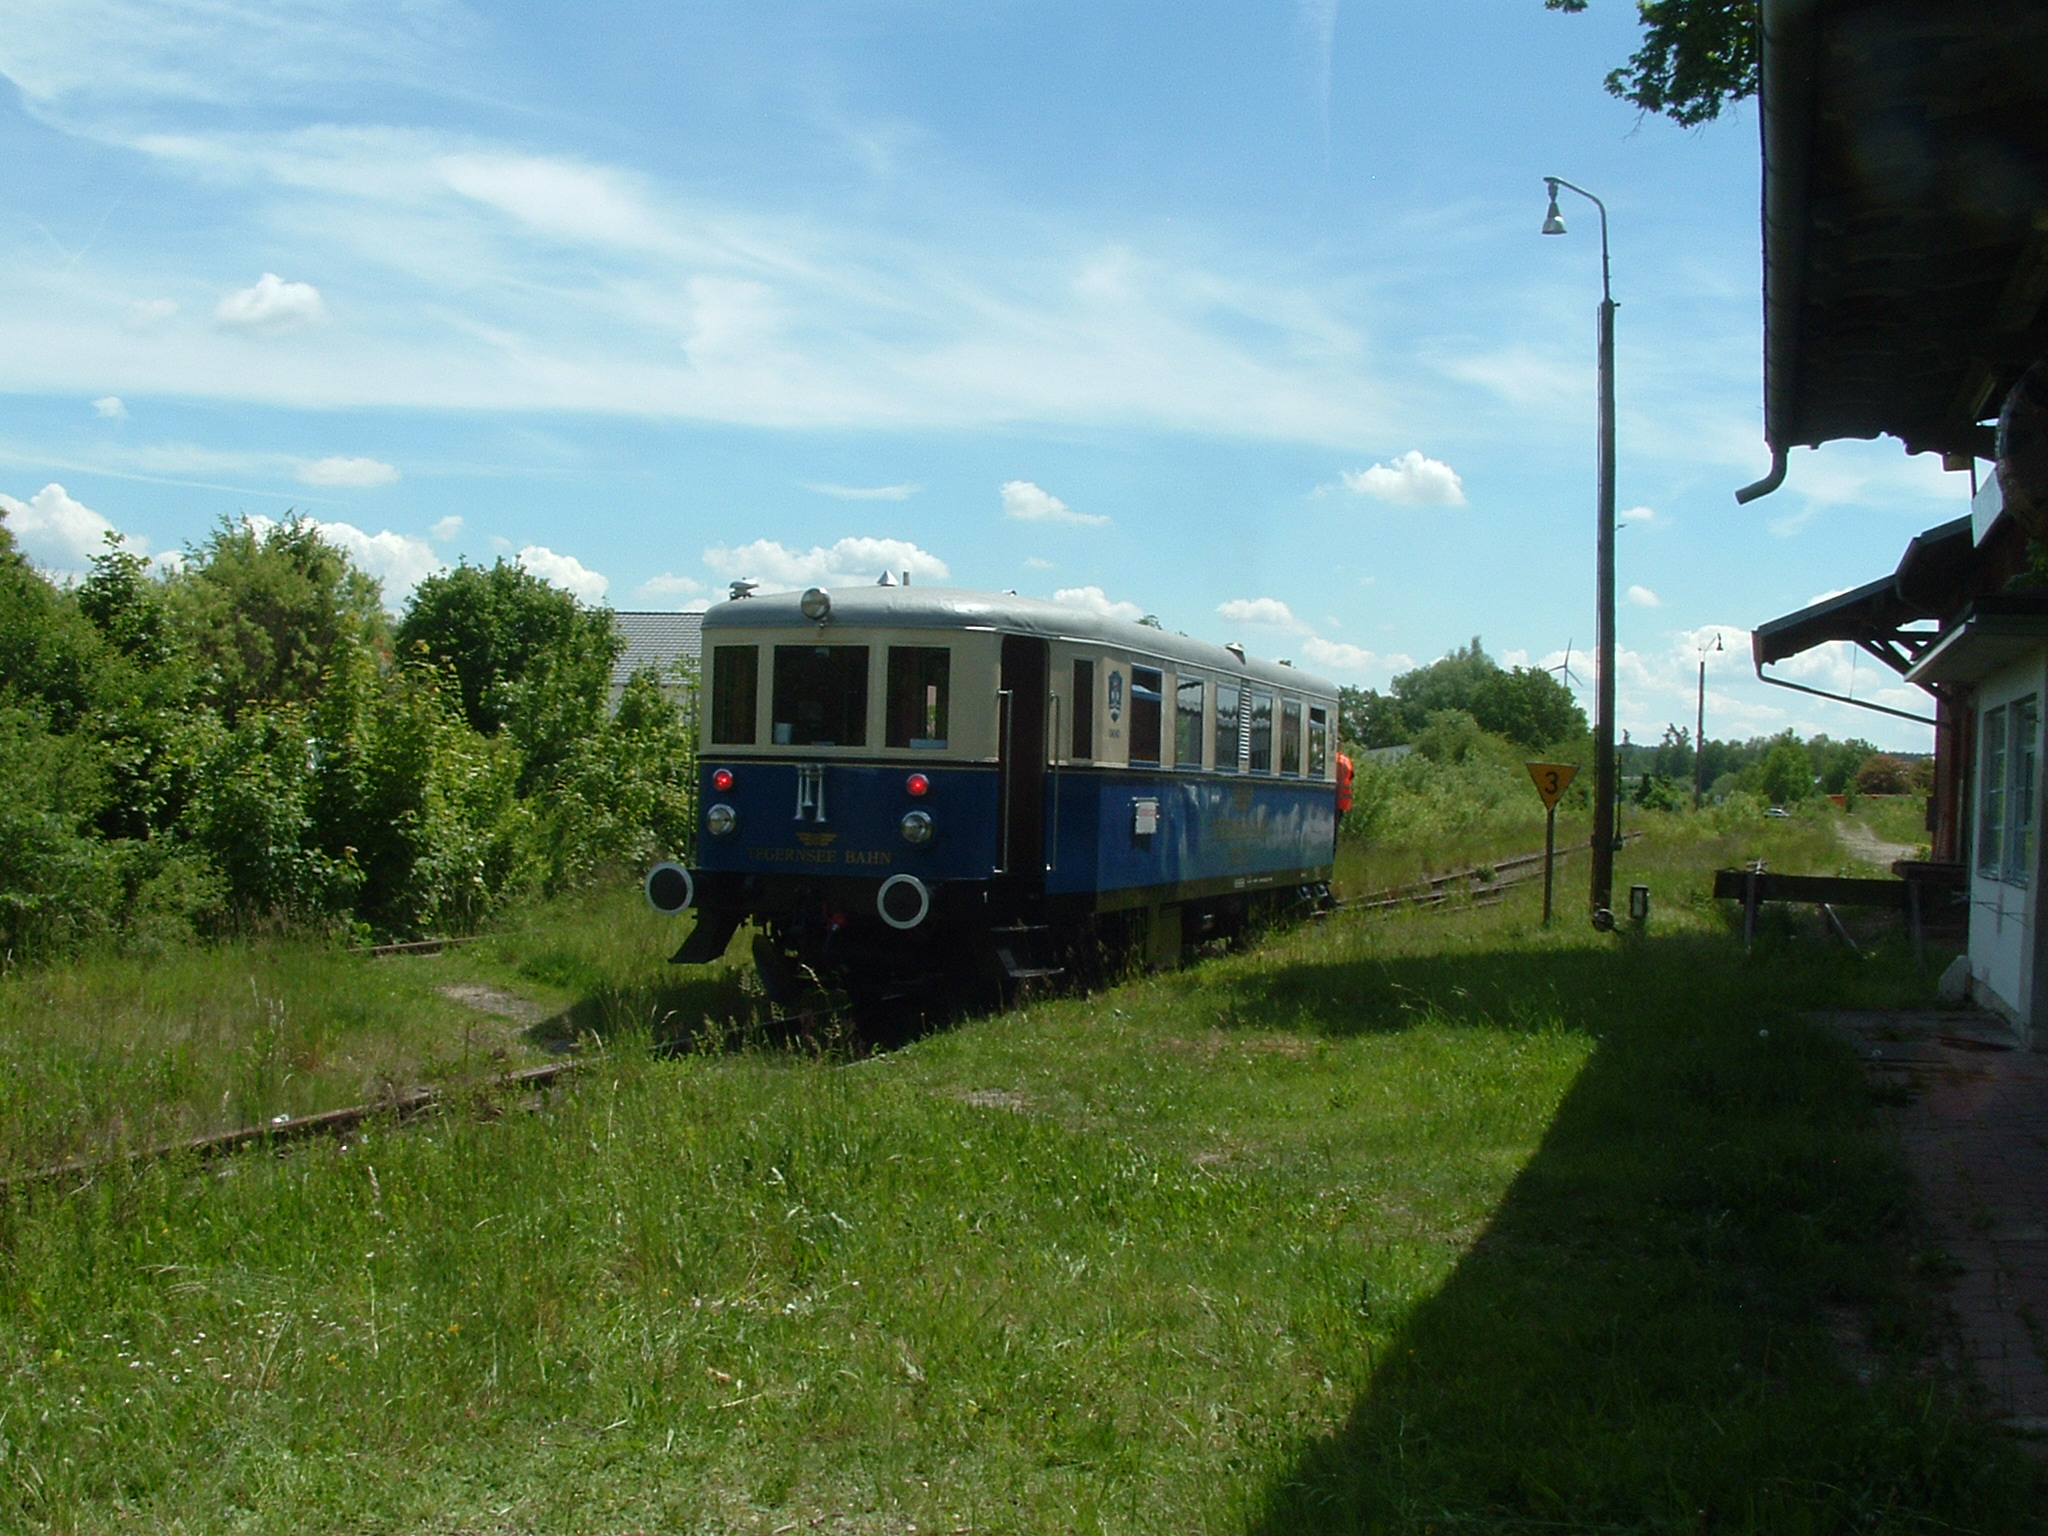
<box><xmin>1549</xmin><ymin>641</ymin><xmax>1585</xmax><ymax>693</ymax></box>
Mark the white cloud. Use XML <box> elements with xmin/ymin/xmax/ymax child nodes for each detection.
<box><xmin>312</xmin><ymin>521</ymin><xmax>443</xmax><ymax>605</ymax></box>
<box><xmin>1439</xmin><ymin>347</ymin><xmax>1586</xmax><ymax>411</ymax></box>
<box><xmin>702</xmin><ymin>536</ymin><xmax>949</xmax><ymax>591</ymax></box>
<box><xmin>298</xmin><ymin>454</ymin><xmax>398</xmax><ymax>487</ymax></box>
<box><xmin>637</xmin><ymin>572</ymin><xmax>705</xmax><ymax>602</ymax></box>
<box><xmin>0</xmin><ymin>482</ymin><xmax>125</xmax><ymax>575</ymax></box>
<box><xmin>802</xmin><ymin>482</ymin><xmax>920</xmax><ymax>501</ymax></box>
<box><xmin>1217</xmin><ymin>596</ymin><xmax>1308</xmax><ymax>632</ymax></box>
<box><xmin>1621</xmin><ymin>505</ymin><xmax>1656</xmax><ymax>523</ymax></box>
<box><xmin>430</xmin><ymin>515</ymin><xmax>463</xmax><ymax>543</ymax></box>
<box><xmin>1298</xmin><ymin>636</ymin><xmax>1385</xmax><ymax>677</ymax></box>
<box><xmin>1001</xmin><ymin>480</ymin><xmax>1109</xmax><ymax>526</ymax></box>
<box><xmin>1340</xmin><ymin>450</ymin><xmax>1467</xmax><ymax>507</ymax></box>
<box><xmin>1024</xmin><ymin>556</ymin><xmax>1056</xmax><ymax>570</ymax></box>
<box><xmin>213</xmin><ymin>272</ymin><xmax>327</xmax><ymax>334</ymax></box>
<box><xmin>92</xmin><ymin>395</ymin><xmax>125</xmax><ymax>419</ymax></box>
<box><xmin>122</xmin><ymin>298</ymin><xmax>178</xmax><ymax>333</ymax></box>
<box><xmin>1052</xmin><ymin>585</ymin><xmax>1144</xmax><ymax>621</ymax></box>
<box><xmin>518</xmin><ymin>544</ymin><xmax>609</xmax><ymax>604</ymax></box>
<box><xmin>1626</xmin><ymin>585</ymin><xmax>1662</xmax><ymax>608</ymax></box>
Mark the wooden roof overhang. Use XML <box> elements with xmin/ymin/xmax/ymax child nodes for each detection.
<box><xmin>1739</xmin><ymin>0</ymin><xmax>2048</xmax><ymax>502</ymax></box>
<box><xmin>1749</xmin><ymin>513</ymin><xmax>2020</xmax><ymax>721</ymax></box>
<box><xmin>1906</xmin><ymin>593</ymin><xmax>2048</xmax><ymax>685</ymax></box>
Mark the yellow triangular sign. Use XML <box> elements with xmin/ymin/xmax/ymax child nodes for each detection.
<box><xmin>1526</xmin><ymin>761</ymin><xmax>1579</xmax><ymax>810</ymax></box>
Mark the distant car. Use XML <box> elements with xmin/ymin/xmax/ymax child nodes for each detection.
<box><xmin>1764</xmin><ymin>806</ymin><xmax>1791</xmax><ymax>819</ymax></box>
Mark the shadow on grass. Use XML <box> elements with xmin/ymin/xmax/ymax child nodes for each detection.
<box><xmin>1218</xmin><ymin>931</ymin><xmax>2042</xmax><ymax>1532</ymax></box>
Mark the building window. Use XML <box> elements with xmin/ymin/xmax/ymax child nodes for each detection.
<box><xmin>772</xmin><ymin>646</ymin><xmax>869</xmax><ymax>746</ymax></box>
<box><xmin>1072</xmin><ymin>659</ymin><xmax>1095</xmax><ymax>759</ymax></box>
<box><xmin>1214</xmin><ymin>683</ymin><xmax>1241</xmax><ymax>771</ymax></box>
<box><xmin>885</xmin><ymin>646</ymin><xmax>950</xmax><ymax>749</ymax></box>
<box><xmin>1175</xmin><ymin>676</ymin><xmax>1205</xmax><ymax>768</ymax></box>
<box><xmin>1981</xmin><ymin>704</ymin><xmax>2008</xmax><ymax>876</ymax></box>
<box><xmin>710</xmin><ymin>645</ymin><xmax>758</xmax><ymax>745</ymax></box>
<box><xmin>1130</xmin><ymin>667</ymin><xmax>1164</xmax><ymax>764</ymax></box>
<box><xmin>2009</xmin><ymin>695</ymin><xmax>2039</xmax><ymax>885</ymax></box>
<box><xmin>1308</xmin><ymin>705</ymin><xmax>1328</xmax><ymax>777</ymax></box>
<box><xmin>1248</xmin><ymin>691</ymin><xmax>1274</xmax><ymax>773</ymax></box>
<box><xmin>1280</xmin><ymin>699</ymin><xmax>1303</xmax><ymax>775</ymax></box>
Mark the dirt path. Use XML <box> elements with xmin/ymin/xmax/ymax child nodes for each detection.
<box><xmin>1835</xmin><ymin>817</ymin><xmax>1920</xmax><ymax>868</ymax></box>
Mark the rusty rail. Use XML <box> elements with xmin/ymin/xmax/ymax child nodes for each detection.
<box><xmin>2</xmin><ymin>1061</ymin><xmax>585</xmax><ymax>1198</ymax></box>
<box><xmin>1342</xmin><ymin>838</ymin><xmax>1605</xmax><ymax>914</ymax></box>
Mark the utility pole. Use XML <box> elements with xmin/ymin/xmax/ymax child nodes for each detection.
<box><xmin>1693</xmin><ymin>633</ymin><xmax>1722</xmax><ymax>809</ymax></box>
<box><xmin>1543</xmin><ymin>176</ymin><xmax>1618</xmax><ymax>928</ymax></box>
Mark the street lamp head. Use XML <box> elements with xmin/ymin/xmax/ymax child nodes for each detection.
<box><xmin>1542</xmin><ymin>179</ymin><xmax>1567</xmax><ymax>236</ymax></box>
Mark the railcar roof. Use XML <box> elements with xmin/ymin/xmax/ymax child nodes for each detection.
<box><xmin>702</xmin><ymin>585</ymin><xmax>1336</xmax><ymax>696</ymax></box>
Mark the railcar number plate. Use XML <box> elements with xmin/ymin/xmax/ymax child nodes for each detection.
<box><xmin>1131</xmin><ymin>797</ymin><xmax>1160</xmax><ymax>836</ymax></box>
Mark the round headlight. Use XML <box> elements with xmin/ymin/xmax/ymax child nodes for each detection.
<box><xmin>899</xmin><ymin>810</ymin><xmax>934</xmax><ymax>845</ymax></box>
<box><xmin>706</xmin><ymin>802</ymin><xmax>739</xmax><ymax>837</ymax></box>
<box><xmin>799</xmin><ymin>587</ymin><xmax>832</xmax><ymax>623</ymax></box>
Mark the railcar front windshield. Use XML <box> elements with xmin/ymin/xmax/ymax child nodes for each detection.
<box><xmin>772</xmin><ymin>645</ymin><xmax>869</xmax><ymax>746</ymax></box>
<box><xmin>709</xmin><ymin>645</ymin><xmax>758</xmax><ymax>745</ymax></box>
<box><xmin>886</xmin><ymin>645</ymin><xmax>950</xmax><ymax>749</ymax></box>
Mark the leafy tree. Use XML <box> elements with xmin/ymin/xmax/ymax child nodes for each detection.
<box><xmin>1756</xmin><ymin>736</ymin><xmax>1814</xmax><ymax>804</ymax></box>
<box><xmin>77</xmin><ymin>535</ymin><xmax>176</xmax><ymax>668</ymax></box>
<box><xmin>1854</xmin><ymin>754</ymin><xmax>1911</xmax><ymax>795</ymax></box>
<box><xmin>0</xmin><ymin>523</ymin><xmax>104</xmax><ymax>731</ymax></box>
<box><xmin>174</xmin><ymin>516</ymin><xmax>386</xmax><ymax>723</ymax></box>
<box><xmin>1337</xmin><ymin>685</ymin><xmax>1409</xmax><ymax>750</ymax></box>
<box><xmin>1804</xmin><ymin>734</ymin><xmax>1879</xmax><ymax>796</ymax></box>
<box><xmin>1391</xmin><ymin>638</ymin><xmax>1499</xmax><ymax>724</ymax></box>
<box><xmin>397</xmin><ymin>560</ymin><xmax>613</xmax><ymax>736</ymax></box>
<box><xmin>1468</xmin><ymin>665</ymin><xmax>1587</xmax><ymax>750</ymax></box>
<box><xmin>397</xmin><ymin>560</ymin><xmax>621</xmax><ymax>793</ymax></box>
<box><xmin>1546</xmin><ymin>0</ymin><xmax>1758</xmax><ymax>127</ymax></box>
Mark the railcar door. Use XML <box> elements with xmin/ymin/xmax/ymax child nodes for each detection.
<box><xmin>996</xmin><ymin>635</ymin><xmax>1049</xmax><ymax>881</ymax></box>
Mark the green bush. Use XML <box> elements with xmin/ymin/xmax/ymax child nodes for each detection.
<box><xmin>0</xmin><ymin>505</ymin><xmax>698</xmax><ymax>959</ymax></box>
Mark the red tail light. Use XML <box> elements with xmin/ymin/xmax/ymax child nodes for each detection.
<box><xmin>906</xmin><ymin>772</ymin><xmax>929</xmax><ymax>797</ymax></box>
<box><xmin>712</xmin><ymin>768</ymin><xmax>735</xmax><ymax>792</ymax></box>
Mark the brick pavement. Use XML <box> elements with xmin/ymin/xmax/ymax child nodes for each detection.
<box><xmin>1818</xmin><ymin>1009</ymin><xmax>2048</xmax><ymax>1440</ymax></box>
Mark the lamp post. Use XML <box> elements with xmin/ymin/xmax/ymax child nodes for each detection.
<box><xmin>1694</xmin><ymin>631</ymin><xmax>1723</xmax><ymax>809</ymax></box>
<box><xmin>1542</xmin><ymin>175</ymin><xmax>1618</xmax><ymax>929</ymax></box>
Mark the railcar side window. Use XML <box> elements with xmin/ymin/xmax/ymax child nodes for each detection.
<box><xmin>710</xmin><ymin>645</ymin><xmax>759</xmax><ymax>745</ymax></box>
<box><xmin>772</xmin><ymin>645</ymin><xmax>869</xmax><ymax>746</ymax></box>
<box><xmin>1280</xmin><ymin>700</ymin><xmax>1302</xmax><ymax>775</ymax></box>
<box><xmin>1308</xmin><ymin>706</ymin><xmax>1328</xmax><ymax>776</ymax></box>
<box><xmin>1072</xmin><ymin>659</ymin><xmax>1095</xmax><ymax>758</ymax></box>
<box><xmin>1981</xmin><ymin>705</ymin><xmax>2008</xmax><ymax>875</ymax></box>
<box><xmin>1130</xmin><ymin>668</ymin><xmax>1163</xmax><ymax>763</ymax></box>
<box><xmin>2009</xmin><ymin>695</ymin><xmax>2039</xmax><ymax>885</ymax></box>
<box><xmin>1214</xmin><ymin>683</ymin><xmax>1241</xmax><ymax>771</ymax></box>
<box><xmin>886</xmin><ymin>646</ymin><xmax>950</xmax><ymax>749</ymax></box>
<box><xmin>1175</xmin><ymin>677</ymin><xmax>1205</xmax><ymax>768</ymax></box>
<box><xmin>1248</xmin><ymin>691</ymin><xmax>1274</xmax><ymax>773</ymax></box>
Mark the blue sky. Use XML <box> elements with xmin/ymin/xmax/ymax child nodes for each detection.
<box><xmin>0</xmin><ymin>1</ymin><xmax>1969</xmax><ymax>751</ymax></box>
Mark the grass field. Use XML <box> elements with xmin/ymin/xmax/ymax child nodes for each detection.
<box><xmin>2</xmin><ymin>811</ymin><xmax>2038</xmax><ymax>1532</ymax></box>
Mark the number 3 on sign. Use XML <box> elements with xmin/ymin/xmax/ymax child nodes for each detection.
<box><xmin>1525</xmin><ymin>761</ymin><xmax>1579</xmax><ymax>810</ymax></box>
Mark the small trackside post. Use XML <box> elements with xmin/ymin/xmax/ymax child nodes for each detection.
<box><xmin>1542</xmin><ymin>803</ymin><xmax>1557</xmax><ymax>927</ymax></box>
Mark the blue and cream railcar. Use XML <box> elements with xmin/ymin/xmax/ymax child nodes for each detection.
<box><xmin>645</xmin><ymin>584</ymin><xmax>1338</xmax><ymax>995</ymax></box>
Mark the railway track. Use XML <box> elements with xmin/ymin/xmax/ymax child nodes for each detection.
<box><xmin>1338</xmin><ymin>833</ymin><xmax>1620</xmax><ymax>915</ymax></box>
<box><xmin>9</xmin><ymin>840</ymin><xmax>1611</xmax><ymax>1196</ymax></box>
